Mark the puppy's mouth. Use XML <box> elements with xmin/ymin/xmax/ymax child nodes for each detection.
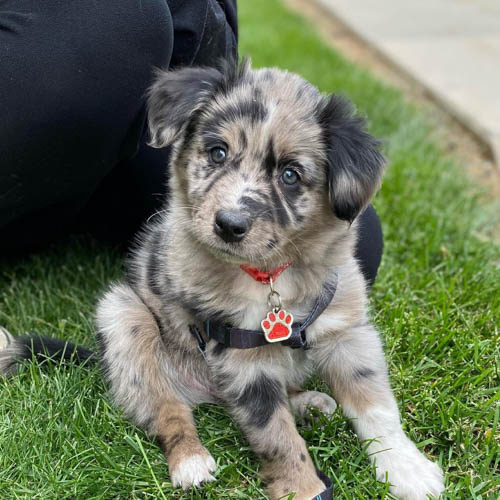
<box><xmin>205</xmin><ymin>245</ymin><xmax>248</xmax><ymax>264</ymax></box>
<box><xmin>203</xmin><ymin>239</ymin><xmax>285</xmax><ymax>267</ymax></box>
<box><xmin>191</xmin><ymin>217</ymin><xmax>284</xmax><ymax>265</ymax></box>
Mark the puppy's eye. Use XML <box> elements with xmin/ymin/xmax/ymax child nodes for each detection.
<box><xmin>281</xmin><ymin>168</ymin><xmax>300</xmax><ymax>185</ymax></box>
<box><xmin>210</xmin><ymin>146</ymin><xmax>227</xmax><ymax>164</ymax></box>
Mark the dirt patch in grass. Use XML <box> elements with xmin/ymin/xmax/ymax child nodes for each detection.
<box><xmin>284</xmin><ymin>0</ymin><xmax>500</xmax><ymax>201</ymax></box>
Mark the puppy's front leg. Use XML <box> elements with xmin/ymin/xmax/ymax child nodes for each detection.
<box><xmin>212</xmin><ymin>359</ymin><xmax>325</xmax><ymax>500</ymax></box>
<box><xmin>312</xmin><ymin>323</ymin><xmax>444</xmax><ymax>500</ymax></box>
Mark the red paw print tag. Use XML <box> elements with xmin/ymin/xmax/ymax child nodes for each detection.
<box><xmin>261</xmin><ymin>309</ymin><xmax>294</xmax><ymax>343</ymax></box>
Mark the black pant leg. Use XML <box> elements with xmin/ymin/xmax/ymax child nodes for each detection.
<box><xmin>76</xmin><ymin>142</ymin><xmax>172</xmax><ymax>246</ymax></box>
<box><xmin>78</xmin><ymin>0</ymin><xmax>239</xmax><ymax>245</ymax></box>
<box><xmin>0</xmin><ymin>0</ymin><xmax>173</xmax><ymax>252</ymax></box>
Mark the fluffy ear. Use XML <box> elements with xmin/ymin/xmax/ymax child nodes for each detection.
<box><xmin>317</xmin><ymin>94</ymin><xmax>386</xmax><ymax>222</ymax></box>
<box><xmin>147</xmin><ymin>66</ymin><xmax>224</xmax><ymax>148</ymax></box>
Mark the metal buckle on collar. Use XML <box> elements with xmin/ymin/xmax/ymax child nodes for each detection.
<box><xmin>287</xmin><ymin>325</ymin><xmax>308</xmax><ymax>349</ymax></box>
<box><xmin>267</xmin><ymin>277</ymin><xmax>283</xmax><ymax>312</ymax></box>
<box><xmin>189</xmin><ymin>325</ymin><xmax>206</xmax><ymax>357</ymax></box>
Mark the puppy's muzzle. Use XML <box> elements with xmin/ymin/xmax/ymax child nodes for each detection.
<box><xmin>214</xmin><ymin>210</ymin><xmax>251</xmax><ymax>243</ymax></box>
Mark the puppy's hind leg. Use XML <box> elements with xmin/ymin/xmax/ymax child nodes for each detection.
<box><xmin>96</xmin><ymin>283</ymin><xmax>216</xmax><ymax>489</ymax></box>
<box><xmin>288</xmin><ymin>390</ymin><xmax>337</xmax><ymax>424</ymax></box>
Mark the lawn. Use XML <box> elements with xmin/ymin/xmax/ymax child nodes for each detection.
<box><xmin>1</xmin><ymin>0</ymin><xmax>498</xmax><ymax>498</ymax></box>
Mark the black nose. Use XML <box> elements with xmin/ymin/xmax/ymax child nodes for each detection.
<box><xmin>214</xmin><ymin>210</ymin><xmax>250</xmax><ymax>243</ymax></box>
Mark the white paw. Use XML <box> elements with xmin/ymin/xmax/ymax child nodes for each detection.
<box><xmin>373</xmin><ymin>438</ymin><xmax>444</xmax><ymax>499</ymax></box>
<box><xmin>170</xmin><ymin>453</ymin><xmax>217</xmax><ymax>489</ymax></box>
<box><xmin>290</xmin><ymin>390</ymin><xmax>337</xmax><ymax>422</ymax></box>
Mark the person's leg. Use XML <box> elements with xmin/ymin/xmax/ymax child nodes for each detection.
<box><xmin>80</xmin><ymin>0</ymin><xmax>239</xmax><ymax>245</ymax></box>
<box><xmin>0</xmin><ymin>0</ymin><xmax>239</xmax><ymax>253</ymax></box>
<box><xmin>355</xmin><ymin>205</ymin><xmax>383</xmax><ymax>287</ymax></box>
<box><xmin>0</xmin><ymin>0</ymin><xmax>173</xmax><ymax>252</ymax></box>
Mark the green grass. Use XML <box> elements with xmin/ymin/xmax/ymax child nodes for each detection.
<box><xmin>1</xmin><ymin>0</ymin><xmax>499</xmax><ymax>498</ymax></box>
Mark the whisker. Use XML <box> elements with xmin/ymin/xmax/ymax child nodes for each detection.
<box><xmin>146</xmin><ymin>209</ymin><xmax>169</xmax><ymax>224</ymax></box>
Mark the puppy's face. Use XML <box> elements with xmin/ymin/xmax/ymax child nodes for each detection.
<box><xmin>176</xmin><ymin>69</ymin><xmax>329</xmax><ymax>265</ymax></box>
<box><xmin>148</xmin><ymin>61</ymin><xmax>385</xmax><ymax>266</ymax></box>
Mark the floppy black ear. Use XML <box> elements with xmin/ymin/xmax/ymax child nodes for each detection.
<box><xmin>147</xmin><ymin>66</ymin><xmax>224</xmax><ymax>148</ymax></box>
<box><xmin>317</xmin><ymin>94</ymin><xmax>386</xmax><ymax>222</ymax></box>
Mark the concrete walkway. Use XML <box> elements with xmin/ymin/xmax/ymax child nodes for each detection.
<box><xmin>314</xmin><ymin>0</ymin><xmax>500</xmax><ymax>165</ymax></box>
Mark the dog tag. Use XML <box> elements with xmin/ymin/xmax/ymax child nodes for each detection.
<box><xmin>261</xmin><ymin>309</ymin><xmax>294</xmax><ymax>343</ymax></box>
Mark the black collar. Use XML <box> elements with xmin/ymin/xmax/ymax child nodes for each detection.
<box><xmin>190</xmin><ymin>271</ymin><xmax>338</xmax><ymax>351</ymax></box>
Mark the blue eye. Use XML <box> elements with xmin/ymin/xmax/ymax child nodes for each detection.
<box><xmin>210</xmin><ymin>146</ymin><xmax>227</xmax><ymax>163</ymax></box>
<box><xmin>281</xmin><ymin>168</ymin><xmax>300</xmax><ymax>185</ymax></box>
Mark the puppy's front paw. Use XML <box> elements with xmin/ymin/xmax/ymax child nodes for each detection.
<box><xmin>374</xmin><ymin>437</ymin><xmax>444</xmax><ymax>499</ymax></box>
<box><xmin>170</xmin><ymin>452</ymin><xmax>217</xmax><ymax>489</ymax></box>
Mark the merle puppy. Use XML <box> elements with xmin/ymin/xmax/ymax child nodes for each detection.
<box><xmin>1</xmin><ymin>60</ymin><xmax>444</xmax><ymax>499</ymax></box>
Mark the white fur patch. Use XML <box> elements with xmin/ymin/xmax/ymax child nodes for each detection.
<box><xmin>346</xmin><ymin>405</ymin><xmax>444</xmax><ymax>499</ymax></box>
<box><xmin>0</xmin><ymin>327</ymin><xmax>22</xmax><ymax>376</ymax></box>
<box><xmin>170</xmin><ymin>454</ymin><xmax>217</xmax><ymax>490</ymax></box>
<box><xmin>372</xmin><ymin>435</ymin><xmax>444</xmax><ymax>499</ymax></box>
<box><xmin>0</xmin><ymin>327</ymin><xmax>13</xmax><ymax>350</ymax></box>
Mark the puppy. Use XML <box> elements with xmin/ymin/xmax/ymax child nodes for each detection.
<box><xmin>1</xmin><ymin>59</ymin><xmax>444</xmax><ymax>499</ymax></box>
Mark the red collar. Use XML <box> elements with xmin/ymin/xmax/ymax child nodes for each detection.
<box><xmin>240</xmin><ymin>262</ymin><xmax>292</xmax><ymax>284</ymax></box>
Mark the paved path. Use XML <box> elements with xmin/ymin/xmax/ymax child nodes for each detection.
<box><xmin>314</xmin><ymin>0</ymin><xmax>500</xmax><ymax>165</ymax></box>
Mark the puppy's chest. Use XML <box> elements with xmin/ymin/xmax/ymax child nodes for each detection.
<box><xmin>228</xmin><ymin>294</ymin><xmax>313</xmax><ymax>331</ymax></box>
<box><xmin>168</xmin><ymin>264</ymin><xmax>318</xmax><ymax>331</ymax></box>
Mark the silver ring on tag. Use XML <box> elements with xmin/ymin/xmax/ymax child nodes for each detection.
<box><xmin>267</xmin><ymin>290</ymin><xmax>282</xmax><ymax>312</ymax></box>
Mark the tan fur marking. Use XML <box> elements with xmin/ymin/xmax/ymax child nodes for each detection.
<box><xmin>155</xmin><ymin>397</ymin><xmax>210</xmax><ymax>471</ymax></box>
